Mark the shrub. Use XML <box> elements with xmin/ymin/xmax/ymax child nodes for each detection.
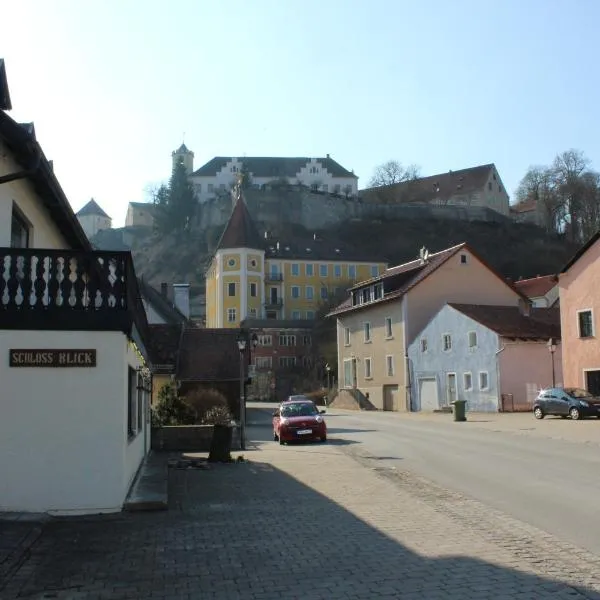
<box><xmin>203</xmin><ymin>404</ymin><xmax>233</xmax><ymax>425</ymax></box>
<box><xmin>185</xmin><ymin>388</ymin><xmax>229</xmax><ymax>423</ymax></box>
<box><xmin>152</xmin><ymin>381</ymin><xmax>196</xmax><ymax>426</ymax></box>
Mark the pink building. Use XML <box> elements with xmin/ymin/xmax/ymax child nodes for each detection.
<box><xmin>559</xmin><ymin>233</ymin><xmax>600</xmax><ymax>394</ymax></box>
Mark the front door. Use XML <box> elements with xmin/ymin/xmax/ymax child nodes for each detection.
<box><xmin>446</xmin><ymin>373</ymin><xmax>457</xmax><ymax>405</ymax></box>
<box><xmin>270</xmin><ymin>287</ymin><xmax>278</xmax><ymax>304</ymax></box>
<box><xmin>585</xmin><ymin>370</ymin><xmax>600</xmax><ymax>396</ymax></box>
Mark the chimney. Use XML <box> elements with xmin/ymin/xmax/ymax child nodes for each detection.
<box><xmin>160</xmin><ymin>282</ymin><xmax>168</xmax><ymax>297</ymax></box>
<box><xmin>518</xmin><ymin>298</ymin><xmax>532</xmax><ymax>317</ymax></box>
<box><xmin>172</xmin><ymin>283</ymin><xmax>190</xmax><ymax>319</ymax></box>
<box><xmin>326</xmin><ymin>153</ymin><xmax>330</xmax><ymax>159</ymax></box>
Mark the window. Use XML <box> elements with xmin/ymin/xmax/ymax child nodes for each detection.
<box><xmin>256</xmin><ymin>356</ymin><xmax>272</xmax><ymax>369</ymax></box>
<box><xmin>291</xmin><ymin>310</ymin><xmax>301</xmax><ymax>319</ymax></box>
<box><xmin>420</xmin><ymin>338</ymin><xmax>428</xmax><ymax>353</ymax></box>
<box><xmin>250</xmin><ymin>282</ymin><xmax>257</xmax><ymax>297</ymax></box>
<box><xmin>219</xmin><ymin>183</ymin><xmax>226</xmax><ymax>191</ymax></box>
<box><xmin>311</xmin><ymin>184</ymin><xmax>318</xmax><ymax>192</ymax></box>
<box><xmin>371</xmin><ymin>265</ymin><xmax>379</xmax><ymax>277</ymax></box>
<box><xmin>364</xmin><ymin>357</ymin><xmax>372</xmax><ymax>379</ymax></box>
<box><xmin>344</xmin><ymin>327</ymin><xmax>351</xmax><ymax>345</ymax></box>
<box><xmin>127</xmin><ymin>367</ymin><xmax>137</xmax><ymax>439</ymax></box>
<box><xmin>208</xmin><ymin>183</ymin><xmax>214</xmax><ymax>193</ymax></box>
<box><xmin>305</xmin><ymin>263</ymin><xmax>314</xmax><ymax>276</ymax></box>
<box><xmin>320</xmin><ymin>287</ymin><xmax>328</xmax><ymax>299</ymax></box>
<box><xmin>442</xmin><ymin>334</ymin><xmax>452</xmax><ymax>351</ymax></box>
<box><xmin>348</xmin><ymin>265</ymin><xmax>357</xmax><ymax>279</ymax></box>
<box><xmin>578</xmin><ymin>310</ymin><xmax>594</xmax><ymax>338</ymax></box>
<box><xmin>258</xmin><ymin>335</ymin><xmax>272</xmax><ymax>346</ymax></box>
<box><xmin>231</xmin><ymin>165</ymin><xmax>238</xmax><ymax>173</ymax></box>
<box><xmin>468</xmin><ymin>331</ymin><xmax>477</xmax><ymax>348</ymax></box>
<box><xmin>136</xmin><ymin>372</ymin><xmax>144</xmax><ymax>433</ymax></box>
<box><xmin>479</xmin><ymin>371</ymin><xmax>489</xmax><ymax>391</ymax></box>
<box><xmin>196</xmin><ymin>183</ymin><xmax>202</xmax><ymax>193</ymax></box>
<box><xmin>291</xmin><ymin>263</ymin><xmax>300</xmax><ymax>276</ymax></box>
<box><xmin>250</xmin><ymin>258</ymin><xmax>257</xmax><ymax>268</ymax></box>
<box><xmin>464</xmin><ymin>372</ymin><xmax>473</xmax><ymax>391</ymax></box>
<box><xmin>364</xmin><ymin>322</ymin><xmax>371</xmax><ymax>342</ymax></box>
<box><xmin>460</xmin><ymin>254</ymin><xmax>467</xmax><ymax>264</ymax></box>
<box><xmin>385</xmin><ymin>317</ymin><xmax>393</xmax><ymax>339</ymax></box>
<box><xmin>249</xmin><ymin>308</ymin><xmax>257</xmax><ymax>317</ymax></box>
<box><xmin>334</xmin><ymin>264</ymin><xmax>342</xmax><ymax>278</ymax></box>
<box><xmin>322</xmin><ymin>185</ymin><xmax>328</xmax><ymax>193</ymax></box>
<box><xmin>291</xmin><ymin>286</ymin><xmax>300</xmax><ymax>299</ymax></box>
<box><xmin>303</xmin><ymin>335</ymin><xmax>311</xmax><ymax>345</ymax></box>
<box><xmin>302</xmin><ymin>356</ymin><xmax>313</xmax><ymax>368</ymax></box>
<box><xmin>319</xmin><ymin>264</ymin><xmax>328</xmax><ymax>277</ymax></box>
<box><xmin>227</xmin><ymin>258</ymin><xmax>236</xmax><ymax>267</ymax></box>
<box><xmin>279</xmin><ymin>334</ymin><xmax>296</xmax><ymax>346</ymax></box>
<box><xmin>374</xmin><ymin>283</ymin><xmax>383</xmax><ymax>300</ymax></box>
<box><xmin>306</xmin><ymin>310</ymin><xmax>315</xmax><ymax>319</ymax></box>
<box><xmin>228</xmin><ymin>282</ymin><xmax>236</xmax><ymax>296</ymax></box>
<box><xmin>279</xmin><ymin>356</ymin><xmax>297</xmax><ymax>368</ymax></box>
<box><xmin>488</xmin><ymin>181</ymin><xmax>492</xmax><ymax>191</ymax></box>
<box><xmin>227</xmin><ymin>308</ymin><xmax>236</xmax><ymax>322</ymax></box>
<box><xmin>386</xmin><ymin>355</ymin><xmax>394</xmax><ymax>376</ymax></box>
<box><xmin>305</xmin><ymin>286</ymin><xmax>314</xmax><ymax>300</ymax></box>
<box><xmin>11</xmin><ymin>207</ymin><xmax>30</xmax><ymax>248</ymax></box>
<box><xmin>334</xmin><ymin>184</ymin><xmax>341</xmax><ymax>194</ymax></box>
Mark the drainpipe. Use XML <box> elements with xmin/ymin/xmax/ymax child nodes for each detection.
<box><xmin>495</xmin><ymin>343</ymin><xmax>506</xmax><ymax>411</ymax></box>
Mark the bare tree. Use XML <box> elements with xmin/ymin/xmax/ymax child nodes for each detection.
<box><xmin>515</xmin><ymin>166</ymin><xmax>561</xmax><ymax>233</ymax></box>
<box><xmin>369</xmin><ymin>160</ymin><xmax>420</xmax><ymax>187</ymax></box>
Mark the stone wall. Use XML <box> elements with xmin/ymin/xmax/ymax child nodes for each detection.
<box><xmin>151</xmin><ymin>425</ymin><xmax>241</xmax><ymax>452</ymax></box>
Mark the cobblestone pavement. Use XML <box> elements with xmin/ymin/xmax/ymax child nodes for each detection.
<box><xmin>2</xmin><ymin>430</ymin><xmax>600</xmax><ymax>599</ymax></box>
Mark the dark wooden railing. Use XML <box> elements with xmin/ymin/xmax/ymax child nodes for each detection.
<box><xmin>0</xmin><ymin>248</ymin><xmax>148</xmax><ymax>338</ymax></box>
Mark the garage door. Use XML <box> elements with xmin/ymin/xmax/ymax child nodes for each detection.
<box><xmin>418</xmin><ymin>378</ymin><xmax>439</xmax><ymax>411</ymax></box>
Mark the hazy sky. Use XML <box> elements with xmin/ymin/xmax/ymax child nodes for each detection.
<box><xmin>2</xmin><ymin>0</ymin><xmax>599</xmax><ymax>227</ymax></box>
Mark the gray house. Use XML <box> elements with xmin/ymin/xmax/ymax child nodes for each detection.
<box><xmin>408</xmin><ymin>304</ymin><xmax>562</xmax><ymax>412</ymax></box>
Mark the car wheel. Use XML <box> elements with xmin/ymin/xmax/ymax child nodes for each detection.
<box><xmin>321</xmin><ymin>435</ymin><xmax>327</xmax><ymax>443</ymax></box>
<box><xmin>273</xmin><ymin>431</ymin><xmax>278</xmax><ymax>441</ymax></box>
<box><xmin>570</xmin><ymin>407</ymin><xmax>581</xmax><ymax>420</ymax></box>
<box><xmin>279</xmin><ymin>437</ymin><xmax>285</xmax><ymax>445</ymax></box>
<box><xmin>533</xmin><ymin>407</ymin><xmax>544</xmax><ymax>419</ymax></box>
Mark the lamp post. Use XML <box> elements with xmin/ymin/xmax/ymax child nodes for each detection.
<box><xmin>547</xmin><ymin>338</ymin><xmax>557</xmax><ymax>388</ymax></box>
<box><xmin>236</xmin><ymin>330</ymin><xmax>259</xmax><ymax>451</ymax></box>
<box><xmin>325</xmin><ymin>363</ymin><xmax>331</xmax><ymax>404</ymax></box>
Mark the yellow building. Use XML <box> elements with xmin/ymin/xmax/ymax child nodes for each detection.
<box><xmin>205</xmin><ymin>193</ymin><xmax>387</xmax><ymax>328</ymax></box>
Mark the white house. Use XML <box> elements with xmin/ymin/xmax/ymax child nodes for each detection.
<box><xmin>0</xmin><ymin>59</ymin><xmax>152</xmax><ymax>515</ymax></box>
<box><xmin>188</xmin><ymin>153</ymin><xmax>358</xmax><ymax>203</ymax></box>
<box><xmin>75</xmin><ymin>197</ymin><xmax>112</xmax><ymax>239</ymax></box>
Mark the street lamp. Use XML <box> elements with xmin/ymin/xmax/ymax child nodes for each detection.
<box><xmin>547</xmin><ymin>338</ymin><xmax>557</xmax><ymax>388</ymax></box>
<box><xmin>325</xmin><ymin>363</ymin><xmax>331</xmax><ymax>403</ymax></box>
<box><xmin>237</xmin><ymin>332</ymin><xmax>247</xmax><ymax>450</ymax></box>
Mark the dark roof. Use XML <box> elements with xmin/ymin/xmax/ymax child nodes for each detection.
<box><xmin>217</xmin><ymin>195</ymin><xmax>264</xmax><ymax>250</ymax></box>
<box><xmin>139</xmin><ymin>280</ymin><xmax>189</xmax><ymax>326</ymax></box>
<box><xmin>175</xmin><ymin>143</ymin><xmax>191</xmax><ymax>154</ymax></box>
<box><xmin>146</xmin><ymin>324</ymin><xmax>182</xmax><ymax>372</ymax></box>
<box><xmin>192</xmin><ymin>156</ymin><xmax>357</xmax><ymax>179</ymax></box>
<box><xmin>514</xmin><ymin>274</ymin><xmax>558</xmax><ymax>298</ymax></box>
<box><xmin>241</xmin><ymin>318</ymin><xmax>313</xmax><ymax>330</ymax></box>
<box><xmin>76</xmin><ymin>198</ymin><xmax>111</xmax><ymax>219</ymax></box>
<box><xmin>561</xmin><ymin>231</ymin><xmax>600</xmax><ymax>273</ymax></box>
<box><xmin>0</xmin><ymin>59</ymin><xmax>11</xmax><ymax>110</ymax></box>
<box><xmin>449</xmin><ymin>304</ymin><xmax>561</xmax><ymax>340</ymax></box>
<box><xmin>0</xmin><ymin>108</ymin><xmax>91</xmax><ymax>251</ymax></box>
<box><xmin>177</xmin><ymin>328</ymin><xmax>242</xmax><ymax>382</ymax></box>
<box><xmin>360</xmin><ymin>164</ymin><xmax>496</xmax><ymax>203</ymax></box>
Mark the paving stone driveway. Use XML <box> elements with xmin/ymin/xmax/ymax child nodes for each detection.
<box><xmin>3</xmin><ymin>430</ymin><xmax>600</xmax><ymax>599</ymax></box>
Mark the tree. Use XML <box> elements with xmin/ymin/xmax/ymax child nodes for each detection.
<box><xmin>151</xmin><ymin>381</ymin><xmax>196</xmax><ymax>426</ymax></box>
<box><xmin>239</xmin><ymin>163</ymin><xmax>253</xmax><ymax>189</ymax></box>
<box><xmin>153</xmin><ymin>158</ymin><xmax>197</xmax><ymax>234</ymax></box>
<box><xmin>369</xmin><ymin>160</ymin><xmax>420</xmax><ymax>187</ymax></box>
<box><xmin>515</xmin><ymin>166</ymin><xmax>561</xmax><ymax>233</ymax></box>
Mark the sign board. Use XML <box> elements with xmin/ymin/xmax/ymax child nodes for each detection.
<box><xmin>9</xmin><ymin>349</ymin><xmax>97</xmax><ymax>368</ymax></box>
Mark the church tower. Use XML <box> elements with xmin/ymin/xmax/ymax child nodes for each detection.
<box><xmin>171</xmin><ymin>142</ymin><xmax>194</xmax><ymax>174</ymax></box>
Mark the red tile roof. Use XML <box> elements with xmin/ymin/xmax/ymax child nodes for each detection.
<box><xmin>448</xmin><ymin>304</ymin><xmax>561</xmax><ymax>340</ymax></box>
<box><xmin>514</xmin><ymin>274</ymin><xmax>558</xmax><ymax>299</ymax></box>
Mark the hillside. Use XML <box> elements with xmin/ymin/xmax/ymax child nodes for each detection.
<box><xmin>91</xmin><ymin>218</ymin><xmax>579</xmax><ymax>288</ymax></box>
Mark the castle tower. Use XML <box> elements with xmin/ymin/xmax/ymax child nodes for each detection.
<box><xmin>171</xmin><ymin>142</ymin><xmax>194</xmax><ymax>174</ymax></box>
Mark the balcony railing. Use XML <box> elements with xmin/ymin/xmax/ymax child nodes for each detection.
<box><xmin>264</xmin><ymin>298</ymin><xmax>283</xmax><ymax>307</ymax></box>
<box><xmin>0</xmin><ymin>248</ymin><xmax>148</xmax><ymax>340</ymax></box>
<box><xmin>265</xmin><ymin>273</ymin><xmax>284</xmax><ymax>282</ymax></box>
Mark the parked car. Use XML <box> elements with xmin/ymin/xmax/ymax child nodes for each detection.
<box><xmin>273</xmin><ymin>400</ymin><xmax>327</xmax><ymax>444</ymax></box>
<box><xmin>533</xmin><ymin>387</ymin><xmax>600</xmax><ymax>420</ymax></box>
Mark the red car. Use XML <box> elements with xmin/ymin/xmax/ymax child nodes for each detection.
<box><xmin>273</xmin><ymin>400</ymin><xmax>327</xmax><ymax>444</ymax></box>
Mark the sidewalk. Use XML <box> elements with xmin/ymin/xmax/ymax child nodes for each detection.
<box><xmin>2</xmin><ymin>439</ymin><xmax>600</xmax><ymax>598</ymax></box>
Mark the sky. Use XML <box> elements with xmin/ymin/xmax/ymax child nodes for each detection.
<box><xmin>2</xmin><ymin>0</ymin><xmax>599</xmax><ymax>227</ymax></box>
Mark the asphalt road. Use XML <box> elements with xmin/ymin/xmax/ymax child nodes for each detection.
<box><xmin>248</xmin><ymin>403</ymin><xmax>600</xmax><ymax>556</ymax></box>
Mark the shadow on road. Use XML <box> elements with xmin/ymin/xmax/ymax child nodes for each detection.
<box><xmin>5</xmin><ymin>450</ymin><xmax>599</xmax><ymax>599</ymax></box>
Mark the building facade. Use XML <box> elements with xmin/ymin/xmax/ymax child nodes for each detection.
<box><xmin>514</xmin><ymin>274</ymin><xmax>559</xmax><ymax>308</ymax></box>
<box><xmin>126</xmin><ymin>201</ymin><xmax>156</xmax><ymax>228</ymax></box>
<box><xmin>75</xmin><ymin>198</ymin><xmax>112</xmax><ymax>239</ymax></box>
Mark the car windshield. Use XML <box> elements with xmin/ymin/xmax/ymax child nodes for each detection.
<box><xmin>565</xmin><ymin>388</ymin><xmax>593</xmax><ymax>399</ymax></box>
<box><xmin>280</xmin><ymin>403</ymin><xmax>318</xmax><ymax>417</ymax></box>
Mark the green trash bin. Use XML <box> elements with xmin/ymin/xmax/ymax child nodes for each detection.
<box><xmin>452</xmin><ymin>400</ymin><xmax>467</xmax><ymax>422</ymax></box>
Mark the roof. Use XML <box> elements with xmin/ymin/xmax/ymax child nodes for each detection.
<box><xmin>192</xmin><ymin>156</ymin><xmax>357</xmax><ymax>179</ymax></box>
<box><xmin>510</xmin><ymin>197</ymin><xmax>537</xmax><ymax>214</ymax></box>
<box><xmin>139</xmin><ymin>279</ymin><xmax>190</xmax><ymax>326</ymax></box>
<box><xmin>0</xmin><ymin>59</ymin><xmax>11</xmax><ymax>110</ymax></box>
<box><xmin>360</xmin><ymin>164</ymin><xmax>496</xmax><ymax>203</ymax></box>
<box><xmin>146</xmin><ymin>324</ymin><xmax>182</xmax><ymax>372</ymax></box>
<box><xmin>241</xmin><ymin>318</ymin><xmax>314</xmax><ymax>330</ymax></box>
<box><xmin>0</xmin><ymin>106</ymin><xmax>91</xmax><ymax>251</ymax></box>
<box><xmin>128</xmin><ymin>201</ymin><xmax>156</xmax><ymax>211</ymax></box>
<box><xmin>561</xmin><ymin>230</ymin><xmax>600</xmax><ymax>273</ymax></box>
<box><xmin>449</xmin><ymin>304</ymin><xmax>561</xmax><ymax>340</ymax></box>
<box><xmin>216</xmin><ymin>194</ymin><xmax>265</xmax><ymax>251</ymax></box>
<box><xmin>514</xmin><ymin>274</ymin><xmax>558</xmax><ymax>299</ymax></box>
<box><xmin>328</xmin><ymin>242</ymin><xmax>528</xmax><ymax>318</ymax></box>
<box><xmin>177</xmin><ymin>328</ymin><xmax>242</xmax><ymax>382</ymax></box>
<box><xmin>76</xmin><ymin>198</ymin><xmax>111</xmax><ymax>219</ymax></box>
<box><xmin>174</xmin><ymin>143</ymin><xmax>191</xmax><ymax>154</ymax></box>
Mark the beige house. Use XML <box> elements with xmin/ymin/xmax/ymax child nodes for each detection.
<box><xmin>329</xmin><ymin>243</ymin><xmax>528</xmax><ymax>411</ymax></box>
<box><xmin>75</xmin><ymin>198</ymin><xmax>112</xmax><ymax>239</ymax></box>
<box><xmin>126</xmin><ymin>201</ymin><xmax>155</xmax><ymax>228</ymax></box>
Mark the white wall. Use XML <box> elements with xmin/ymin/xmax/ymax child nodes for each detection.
<box><xmin>0</xmin><ymin>329</ymin><xmax>146</xmax><ymax>514</ymax></box>
<box><xmin>0</xmin><ymin>140</ymin><xmax>69</xmax><ymax>249</ymax></box>
<box><xmin>77</xmin><ymin>214</ymin><xmax>111</xmax><ymax>239</ymax></box>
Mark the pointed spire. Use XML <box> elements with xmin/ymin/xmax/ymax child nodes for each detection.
<box><xmin>216</xmin><ymin>190</ymin><xmax>263</xmax><ymax>251</ymax></box>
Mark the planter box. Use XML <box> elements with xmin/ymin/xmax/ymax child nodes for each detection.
<box><xmin>151</xmin><ymin>425</ymin><xmax>241</xmax><ymax>452</ymax></box>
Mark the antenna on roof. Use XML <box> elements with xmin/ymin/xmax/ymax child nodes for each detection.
<box><xmin>419</xmin><ymin>246</ymin><xmax>429</xmax><ymax>264</ymax></box>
